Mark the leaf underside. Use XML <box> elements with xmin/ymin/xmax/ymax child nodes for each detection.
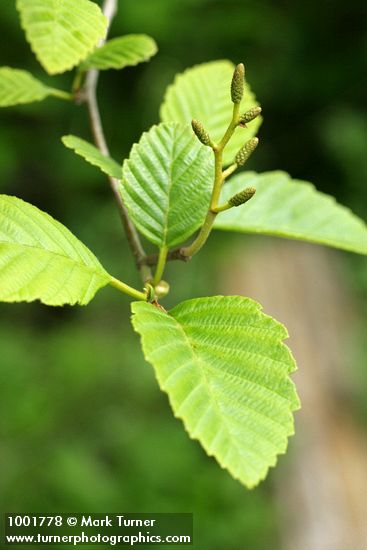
<box><xmin>132</xmin><ymin>296</ymin><xmax>300</xmax><ymax>489</ymax></box>
<box><xmin>214</xmin><ymin>171</ymin><xmax>367</xmax><ymax>255</ymax></box>
<box><xmin>16</xmin><ymin>0</ymin><xmax>107</xmax><ymax>74</ymax></box>
<box><xmin>62</xmin><ymin>135</ymin><xmax>122</xmax><ymax>180</ymax></box>
<box><xmin>0</xmin><ymin>67</ymin><xmax>51</xmax><ymax>107</ymax></box>
<box><xmin>0</xmin><ymin>195</ymin><xmax>111</xmax><ymax>306</ymax></box>
<box><xmin>120</xmin><ymin>122</ymin><xmax>214</xmax><ymax>248</ymax></box>
<box><xmin>160</xmin><ymin>60</ymin><xmax>262</xmax><ymax>166</ymax></box>
<box><xmin>81</xmin><ymin>34</ymin><xmax>158</xmax><ymax>71</ymax></box>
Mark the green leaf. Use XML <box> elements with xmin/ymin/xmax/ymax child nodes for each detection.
<box><xmin>132</xmin><ymin>296</ymin><xmax>299</xmax><ymax>489</ymax></box>
<box><xmin>120</xmin><ymin>122</ymin><xmax>214</xmax><ymax>248</ymax></box>
<box><xmin>160</xmin><ymin>60</ymin><xmax>261</xmax><ymax>166</ymax></box>
<box><xmin>214</xmin><ymin>171</ymin><xmax>367</xmax><ymax>255</ymax></box>
<box><xmin>0</xmin><ymin>195</ymin><xmax>111</xmax><ymax>306</ymax></box>
<box><xmin>62</xmin><ymin>135</ymin><xmax>122</xmax><ymax>180</ymax></box>
<box><xmin>81</xmin><ymin>34</ymin><xmax>158</xmax><ymax>71</ymax></box>
<box><xmin>0</xmin><ymin>67</ymin><xmax>52</xmax><ymax>107</ymax></box>
<box><xmin>16</xmin><ymin>0</ymin><xmax>107</xmax><ymax>75</ymax></box>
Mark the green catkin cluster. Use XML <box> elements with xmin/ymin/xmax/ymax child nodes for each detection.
<box><xmin>239</xmin><ymin>106</ymin><xmax>262</xmax><ymax>126</ymax></box>
<box><xmin>228</xmin><ymin>187</ymin><xmax>256</xmax><ymax>207</ymax></box>
<box><xmin>235</xmin><ymin>137</ymin><xmax>259</xmax><ymax>166</ymax></box>
<box><xmin>191</xmin><ymin>119</ymin><xmax>212</xmax><ymax>147</ymax></box>
<box><xmin>231</xmin><ymin>63</ymin><xmax>245</xmax><ymax>104</ymax></box>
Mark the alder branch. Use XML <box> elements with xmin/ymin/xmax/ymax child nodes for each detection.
<box><xmin>82</xmin><ymin>0</ymin><xmax>152</xmax><ymax>282</ymax></box>
<box><xmin>102</xmin><ymin>0</ymin><xmax>118</xmax><ymax>24</ymax></box>
<box><xmin>144</xmin><ymin>248</ymin><xmax>191</xmax><ymax>266</ymax></box>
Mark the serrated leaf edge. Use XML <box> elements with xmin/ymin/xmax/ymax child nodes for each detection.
<box><xmin>131</xmin><ymin>296</ymin><xmax>300</xmax><ymax>489</ymax></box>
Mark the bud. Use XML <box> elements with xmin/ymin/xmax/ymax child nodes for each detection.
<box><xmin>239</xmin><ymin>106</ymin><xmax>262</xmax><ymax>126</ymax></box>
<box><xmin>231</xmin><ymin>63</ymin><xmax>245</xmax><ymax>104</ymax></box>
<box><xmin>228</xmin><ymin>187</ymin><xmax>256</xmax><ymax>207</ymax></box>
<box><xmin>155</xmin><ymin>280</ymin><xmax>170</xmax><ymax>299</ymax></box>
<box><xmin>235</xmin><ymin>137</ymin><xmax>259</xmax><ymax>166</ymax></box>
<box><xmin>191</xmin><ymin>119</ymin><xmax>212</xmax><ymax>147</ymax></box>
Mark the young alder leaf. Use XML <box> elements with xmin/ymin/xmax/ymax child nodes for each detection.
<box><xmin>214</xmin><ymin>171</ymin><xmax>367</xmax><ymax>255</ymax></box>
<box><xmin>16</xmin><ymin>0</ymin><xmax>108</xmax><ymax>75</ymax></box>
<box><xmin>0</xmin><ymin>195</ymin><xmax>111</xmax><ymax>306</ymax></box>
<box><xmin>0</xmin><ymin>67</ymin><xmax>52</xmax><ymax>107</ymax></box>
<box><xmin>131</xmin><ymin>296</ymin><xmax>300</xmax><ymax>489</ymax></box>
<box><xmin>120</xmin><ymin>122</ymin><xmax>214</xmax><ymax>248</ymax></box>
<box><xmin>62</xmin><ymin>135</ymin><xmax>122</xmax><ymax>180</ymax></box>
<box><xmin>160</xmin><ymin>60</ymin><xmax>261</xmax><ymax>166</ymax></box>
<box><xmin>81</xmin><ymin>35</ymin><xmax>158</xmax><ymax>71</ymax></box>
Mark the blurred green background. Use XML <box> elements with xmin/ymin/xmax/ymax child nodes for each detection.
<box><xmin>0</xmin><ymin>1</ymin><xmax>366</xmax><ymax>548</ymax></box>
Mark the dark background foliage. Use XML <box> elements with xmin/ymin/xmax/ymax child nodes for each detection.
<box><xmin>0</xmin><ymin>1</ymin><xmax>366</xmax><ymax>548</ymax></box>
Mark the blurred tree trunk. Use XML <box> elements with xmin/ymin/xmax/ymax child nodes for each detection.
<box><xmin>222</xmin><ymin>238</ymin><xmax>367</xmax><ymax>550</ymax></box>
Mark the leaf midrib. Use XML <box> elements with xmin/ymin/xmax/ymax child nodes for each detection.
<box><xmin>169</xmin><ymin>310</ymin><xmax>257</xmax><ymax>472</ymax></box>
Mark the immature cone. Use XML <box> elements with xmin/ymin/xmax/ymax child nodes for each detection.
<box><xmin>231</xmin><ymin>63</ymin><xmax>245</xmax><ymax>104</ymax></box>
<box><xmin>239</xmin><ymin>106</ymin><xmax>262</xmax><ymax>126</ymax></box>
<box><xmin>235</xmin><ymin>137</ymin><xmax>259</xmax><ymax>166</ymax></box>
<box><xmin>191</xmin><ymin>119</ymin><xmax>212</xmax><ymax>147</ymax></box>
<box><xmin>228</xmin><ymin>187</ymin><xmax>256</xmax><ymax>207</ymax></box>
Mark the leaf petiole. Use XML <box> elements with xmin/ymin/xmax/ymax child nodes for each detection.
<box><xmin>109</xmin><ymin>277</ymin><xmax>147</xmax><ymax>301</ymax></box>
<box><xmin>49</xmin><ymin>88</ymin><xmax>74</xmax><ymax>101</ymax></box>
<box><xmin>153</xmin><ymin>246</ymin><xmax>168</xmax><ymax>286</ymax></box>
<box><xmin>71</xmin><ymin>70</ymin><xmax>85</xmax><ymax>93</ymax></box>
